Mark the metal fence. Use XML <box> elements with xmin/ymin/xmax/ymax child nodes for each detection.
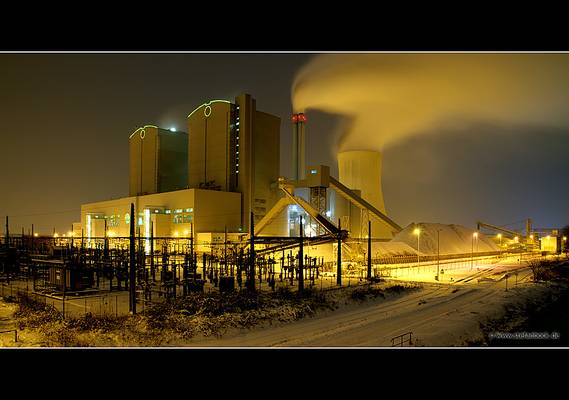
<box><xmin>1</xmin><ymin>281</ymin><xmax>131</xmax><ymax>319</ymax></box>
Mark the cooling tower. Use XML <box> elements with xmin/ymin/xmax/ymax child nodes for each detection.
<box><xmin>337</xmin><ymin>150</ymin><xmax>392</xmax><ymax>239</ymax></box>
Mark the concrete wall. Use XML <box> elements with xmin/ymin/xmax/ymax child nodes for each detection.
<box><xmin>81</xmin><ymin>188</ymin><xmax>241</xmax><ymax>242</ymax></box>
<box><xmin>188</xmin><ymin>101</ymin><xmax>234</xmax><ymax>191</ymax></box>
<box><xmin>129</xmin><ymin>126</ymin><xmax>188</xmax><ymax>196</ymax></box>
<box><xmin>253</xmin><ymin>110</ymin><xmax>281</xmax><ymax>227</ymax></box>
<box><xmin>129</xmin><ymin>126</ymin><xmax>157</xmax><ymax>196</ymax></box>
<box><xmin>159</xmin><ymin>129</ymin><xmax>188</xmax><ymax>193</ymax></box>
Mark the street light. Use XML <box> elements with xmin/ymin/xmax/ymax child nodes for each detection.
<box><xmin>413</xmin><ymin>227</ymin><xmax>421</xmax><ymax>271</ymax></box>
<box><xmin>471</xmin><ymin>232</ymin><xmax>478</xmax><ymax>270</ymax></box>
<box><xmin>436</xmin><ymin>229</ymin><xmax>442</xmax><ymax>281</ymax></box>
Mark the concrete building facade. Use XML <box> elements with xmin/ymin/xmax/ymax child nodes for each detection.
<box><xmin>187</xmin><ymin>94</ymin><xmax>281</xmax><ymax>232</ymax></box>
<box><xmin>81</xmin><ymin>188</ymin><xmax>241</xmax><ymax>241</ymax></box>
<box><xmin>129</xmin><ymin>125</ymin><xmax>188</xmax><ymax>196</ymax></box>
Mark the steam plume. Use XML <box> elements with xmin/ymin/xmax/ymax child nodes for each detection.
<box><xmin>292</xmin><ymin>54</ymin><xmax>569</xmax><ymax>151</ymax></box>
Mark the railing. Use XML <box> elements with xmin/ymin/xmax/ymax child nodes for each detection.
<box><xmin>0</xmin><ymin>329</ymin><xmax>18</xmax><ymax>343</ymax></box>
<box><xmin>391</xmin><ymin>331</ymin><xmax>412</xmax><ymax>347</ymax></box>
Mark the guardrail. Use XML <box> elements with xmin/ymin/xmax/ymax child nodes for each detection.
<box><xmin>0</xmin><ymin>329</ymin><xmax>18</xmax><ymax>343</ymax></box>
<box><xmin>391</xmin><ymin>331</ymin><xmax>412</xmax><ymax>347</ymax></box>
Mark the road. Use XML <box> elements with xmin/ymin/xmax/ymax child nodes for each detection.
<box><xmin>188</xmin><ymin>258</ymin><xmax>538</xmax><ymax>347</ymax></box>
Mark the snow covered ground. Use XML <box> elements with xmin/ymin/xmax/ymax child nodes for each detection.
<box><xmin>392</xmin><ymin>222</ymin><xmax>499</xmax><ymax>255</ymax></box>
<box><xmin>177</xmin><ymin>256</ymin><xmax>549</xmax><ymax>347</ymax></box>
<box><xmin>1</xmin><ymin>254</ymin><xmax>563</xmax><ymax>347</ymax></box>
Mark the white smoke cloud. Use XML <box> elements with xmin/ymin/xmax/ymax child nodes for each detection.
<box><xmin>292</xmin><ymin>54</ymin><xmax>569</xmax><ymax>151</ymax></box>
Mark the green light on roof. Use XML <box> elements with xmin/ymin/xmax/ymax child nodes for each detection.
<box><xmin>129</xmin><ymin>125</ymin><xmax>159</xmax><ymax>139</ymax></box>
<box><xmin>187</xmin><ymin>100</ymin><xmax>231</xmax><ymax>119</ymax></box>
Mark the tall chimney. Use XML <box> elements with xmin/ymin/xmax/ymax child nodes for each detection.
<box><xmin>291</xmin><ymin>114</ymin><xmax>299</xmax><ymax>180</ymax></box>
<box><xmin>297</xmin><ymin>113</ymin><xmax>306</xmax><ymax>180</ymax></box>
<box><xmin>291</xmin><ymin>113</ymin><xmax>307</xmax><ymax>181</ymax></box>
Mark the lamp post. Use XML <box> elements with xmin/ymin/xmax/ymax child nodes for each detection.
<box><xmin>470</xmin><ymin>232</ymin><xmax>478</xmax><ymax>271</ymax></box>
<box><xmin>413</xmin><ymin>227</ymin><xmax>420</xmax><ymax>273</ymax></box>
<box><xmin>497</xmin><ymin>233</ymin><xmax>502</xmax><ymax>253</ymax></box>
<box><xmin>436</xmin><ymin>229</ymin><xmax>442</xmax><ymax>281</ymax></box>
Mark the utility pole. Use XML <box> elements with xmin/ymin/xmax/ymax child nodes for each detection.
<box><xmin>150</xmin><ymin>220</ymin><xmax>154</xmax><ymax>281</ymax></box>
<box><xmin>299</xmin><ymin>216</ymin><xmax>304</xmax><ymax>292</ymax></box>
<box><xmin>5</xmin><ymin>216</ymin><xmax>9</xmax><ymax>250</ymax></box>
<box><xmin>337</xmin><ymin>219</ymin><xmax>342</xmax><ymax>286</ymax></box>
<box><xmin>62</xmin><ymin>263</ymin><xmax>66</xmax><ymax>320</ymax></box>
<box><xmin>129</xmin><ymin>203</ymin><xmax>136</xmax><ymax>314</ymax></box>
<box><xmin>249</xmin><ymin>212</ymin><xmax>255</xmax><ymax>291</ymax></box>
<box><xmin>224</xmin><ymin>225</ymin><xmax>228</xmax><ymax>276</ymax></box>
<box><xmin>190</xmin><ymin>222</ymin><xmax>194</xmax><ymax>278</ymax></box>
<box><xmin>367</xmin><ymin>219</ymin><xmax>372</xmax><ymax>281</ymax></box>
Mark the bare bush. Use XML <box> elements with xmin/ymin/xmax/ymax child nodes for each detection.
<box><xmin>528</xmin><ymin>259</ymin><xmax>556</xmax><ymax>282</ymax></box>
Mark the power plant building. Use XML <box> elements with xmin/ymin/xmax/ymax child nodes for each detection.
<box><xmin>187</xmin><ymin>94</ymin><xmax>281</xmax><ymax>231</ymax></box>
<box><xmin>81</xmin><ymin>93</ymin><xmax>282</xmax><ymax>242</ymax></box>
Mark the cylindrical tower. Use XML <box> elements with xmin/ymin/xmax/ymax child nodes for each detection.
<box><xmin>337</xmin><ymin>150</ymin><xmax>391</xmax><ymax>239</ymax></box>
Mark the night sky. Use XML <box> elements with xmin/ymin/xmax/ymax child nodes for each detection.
<box><xmin>1</xmin><ymin>53</ymin><xmax>568</xmax><ymax>235</ymax></box>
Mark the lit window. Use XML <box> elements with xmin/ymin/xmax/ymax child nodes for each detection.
<box><xmin>310</xmin><ymin>169</ymin><xmax>318</xmax><ymax>174</ymax></box>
